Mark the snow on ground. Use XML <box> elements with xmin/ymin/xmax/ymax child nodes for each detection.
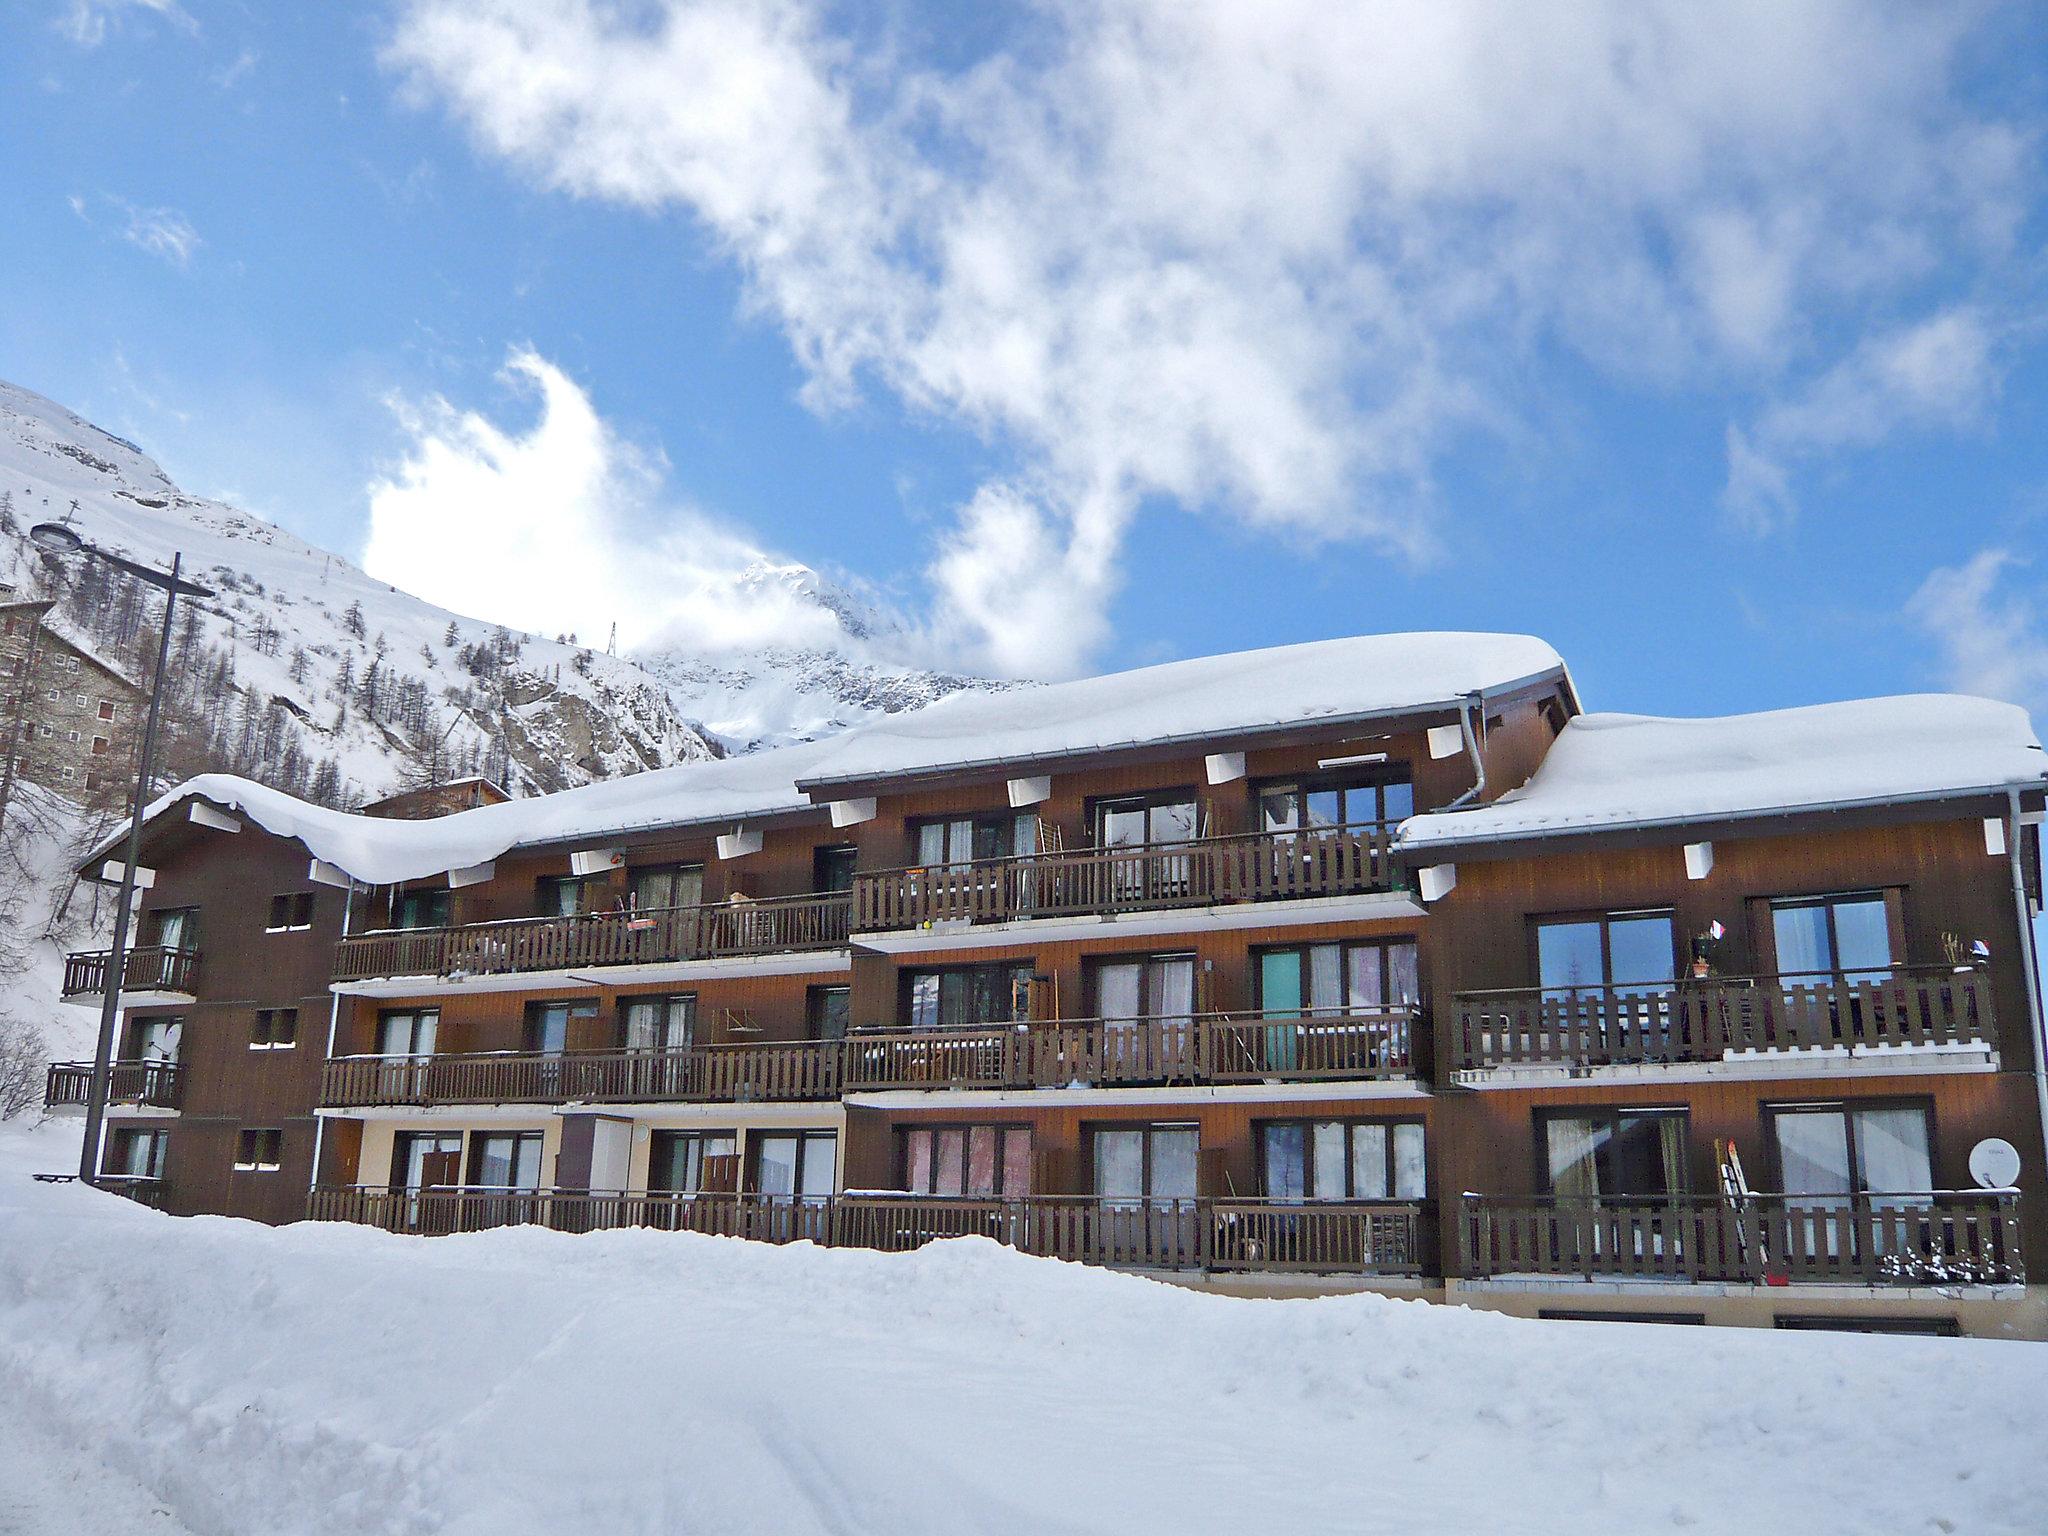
<box><xmin>1</xmin><ymin>1122</ymin><xmax>2043</xmax><ymax>1536</ymax></box>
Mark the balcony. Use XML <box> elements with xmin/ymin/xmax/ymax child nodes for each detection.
<box><xmin>320</xmin><ymin>1008</ymin><xmax>1416</xmax><ymax>1109</ymax></box>
<box><xmin>332</xmin><ymin>892</ymin><xmax>853</xmax><ymax>983</ymax></box>
<box><xmin>844</xmin><ymin>1008</ymin><xmax>1417</xmax><ymax>1092</ymax></box>
<box><xmin>1449</xmin><ymin>968</ymin><xmax>1996</xmax><ymax>1081</ymax></box>
<box><xmin>307</xmin><ymin>1188</ymin><xmax>1432</xmax><ymax>1276</ymax></box>
<box><xmin>44</xmin><ymin>1059</ymin><xmax>184</xmax><ymax>1113</ymax></box>
<box><xmin>1459</xmin><ymin>1193</ymin><xmax>2022</xmax><ymax>1287</ymax></box>
<box><xmin>93</xmin><ymin>1175</ymin><xmax>166</xmax><ymax>1209</ymax></box>
<box><xmin>851</xmin><ymin>824</ymin><xmax>1396</xmax><ymax>933</ymax></box>
<box><xmin>60</xmin><ymin>945</ymin><xmax>200</xmax><ymax>1005</ymax></box>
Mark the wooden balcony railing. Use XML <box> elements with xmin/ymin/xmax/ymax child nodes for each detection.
<box><xmin>321</xmin><ymin>1040</ymin><xmax>843</xmax><ymax>1108</ymax></box>
<box><xmin>852</xmin><ymin>824</ymin><xmax>1396</xmax><ymax>931</ymax></box>
<box><xmin>1449</xmin><ymin>968</ymin><xmax>1996</xmax><ymax>1074</ymax></box>
<box><xmin>306</xmin><ymin>1188</ymin><xmax>1432</xmax><ymax>1276</ymax></box>
<box><xmin>844</xmin><ymin>1008</ymin><xmax>1416</xmax><ymax>1091</ymax></box>
<box><xmin>61</xmin><ymin>945</ymin><xmax>200</xmax><ymax>1000</ymax></box>
<box><xmin>321</xmin><ymin>1009</ymin><xmax>1415</xmax><ymax>1107</ymax></box>
<box><xmin>93</xmin><ymin>1175</ymin><xmax>166</xmax><ymax>1209</ymax></box>
<box><xmin>332</xmin><ymin>891</ymin><xmax>853</xmax><ymax>982</ymax></box>
<box><xmin>1460</xmin><ymin>1193</ymin><xmax>2022</xmax><ymax>1287</ymax></box>
<box><xmin>45</xmin><ymin>1059</ymin><xmax>183</xmax><ymax>1111</ymax></box>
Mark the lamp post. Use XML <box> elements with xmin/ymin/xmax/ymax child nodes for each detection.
<box><xmin>29</xmin><ymin>522</ymin><xmax>214</xmax><ymax>1186</ymax></box>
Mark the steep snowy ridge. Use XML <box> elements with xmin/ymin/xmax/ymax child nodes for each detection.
<box><xmin>0</xmin><ymin>378</ymin><xmax>996</xmax><ymax>803</ymax></box>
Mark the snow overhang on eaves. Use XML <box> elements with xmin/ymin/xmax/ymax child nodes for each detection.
<box><xmin>793</xmin><ymin>668</ymin><xmax>1574</xmax><ymax>800</ymax></box>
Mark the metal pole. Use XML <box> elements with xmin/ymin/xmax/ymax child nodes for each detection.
<box><xmin>79</xmin><ymin>553</ymin><xmax>183</xmax><ymax>1184</ymax></box>
<box><xmin>2008</xmin><ymin>790</ymin><xmax>2048</xmax><ymax>1199</ymax></box>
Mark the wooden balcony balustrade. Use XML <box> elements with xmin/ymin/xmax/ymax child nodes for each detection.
<box><xmin>94</xmin><ymin>1176</ymin><xmax>166</xmax><ymax>1209</ymax></box>
<box><xmin>45</xmin><ymin>1059</ymin><xmax>184</xmax><ymax>1111</ymax></box>
<box><xmin>1460</xmin><ymin>1193</ymin><xmax>2022</xmax><ymax>1287</ymax></box>
<box><xmin>331</xmin><ymin>891</ymin><xmax>853</xmax><ymax>982</ymax></box>
<box><xmin>851</xmin><ymin>823</ymin><xmax>1396</xmax><ymax>931</ymax></box>
<box><xmin>321</xmin><ymin>1040</ymin><xmax>843</xmax><ymax>1108</ymax></box>
<box><xmin>60</xmin><ymin>945</ymin><xmax>200</xmax><ymax>1000</ymax></box>
<box><xmin>844</xmin><ymin>1008</ymin><xmax>1417</xmax><ymax>1091</ymax></box>
<box><xmin>1449</xmin><ymin>967</ymin><xmax>1996</xmax><ymax>1074</ymax></box>
<box><xmin>321</xmin><ymin>1007</ymin><xmax>1416</xmax><ymax>1107</ymax></box>
<box><xmin>306</xmin><ymin>1188</ymin><xmax>1433</xmax><ymax>1276</ymax></box>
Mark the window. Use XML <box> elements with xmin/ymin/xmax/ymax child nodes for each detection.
<box><xmin>59</xmin><ymin>766</ymin><xmax>74</xmax><ymax>781</ymax></box>
<box><xmin>127</xmin><ymin>1016</ymin><xmax>182</xmax><ymax>1061</ymax></box>
<box><xmin>1260</xmin><ymin>772</ymin><xmax>1414</xmax><ymax>834</ymax></box>
<box><xmin>98</xmin><ymin>699</ymin><xmax>115</xmax><ymax>720</ymax></box>
<box><xmin>91</xmin><ymin>736</ymin><xmax>108</xmax><ymax>755</ymax></box>
<box><xmin>1093</xmin><ymin>1124</ymin><xmax>1199</xmax><ymax>1201</ymax></box>
<box><xmin>536</xmin><ymin>875</ymin><xmax>593</xmax><ymax>917</ymax></box>
<box><xmin>913</xmin><ymin>812</ymin><xmax>1037</xmax><ymax>868</ymax></box>
<box><xmin>65</xmin><ymin>728</ymin><xmax>80</xmax><ymax>743</ymax></box>
<box><xmin>377</xmin><ymin>1007</ymin><xmax>439</xmax><ymax>1058</ymax></box>
<box><xmin>36</xmin><ymin>721</ymin><xmax>51</xmax><ymax>735</ymax></box>
<box><xmin>391</xmin><ymin>1131</ymin><xmax>463</xmax><ymax>1193</ymax></box>
<box><xmin>468</xmin><ymin>1132</ymin><xmax>544</xmax><ymax>1189</ymax></box>
<box><xmin>1774</xmin><ymin>1314</ymin><xmax>1957</xmax><ymax>1337</ymax></box>
<box><xmin>1541</xmin><ymin>1110</ymin><xmax>1689</xmax><ymax>1201</ymax></box>
<box><xmin>250</xmin><ymin>1008</ymin><xmax>298</xmax><ymax>1049</ymax></box>
<box><xmin>905</xmin><ymin>962</ymin><xmax>1034</xmax><ymax>1030</ymax></box>
<box><xmin>1090</xmin><ymin>952</ymin><xmax>1197</xmax><ymax>1024</ymax></box>
<box><xmin>105</xmin><ymin>1128</ymin><xmax>167</xmax><ymax>1180</ymax></box>
<box><xmin>394</xmin><ymin>886</ymin><xmax>451</xmax><ymax>929</ymax></box>
<box><xmin>621</xmin><ymin>993</ymin><xmax>694</xmax><ymax>1052</ymax></box>
<box><xmin>1770</xmin><ymin>893</ymin><xmax>1894</xmax><ymax>982</ymax></box>
<box><xmin>525</xmin><ymin>998</ymin><xmax>597</xmax><ymax>1055</ymax></box>
<box><xmin>1770</xmin><ymin>1103</ymin><xmax>1933</xmax><ymax>1204</ymax></box>
<box><xmin>807</xmin><ymin>984</ymin><xmax>851</xmax><ymax>1041</ymax></box>
<box><xmin>59</xmin><ymin>656</ymin><xmax>78</xmax><ymax>672</ymax></box>
<box><xmin>1093</xmin><ymin>791</ymin><xmax>1198</xmax><ymax>848</ymax></box>
<box><xmin>812</xmin><ymin>845</ymin><xmax>859</xmax><ymax>893</ymax></box>
<box><xmin>1535</xmin><ymin>910</ymin><xmax>1674</xmax><ymax>997</ymax></box>
<box><xmin>649</xmin><ymin>1130</ymin><xmax>738</xmax><ymax>1195</ymax></box>
<box><xmin>628</xmin><ymin>863</ymin><xmax>703</xmax><ymax>912</ymax></box>
<box><xmin>752</xmin><ymin>1130</ymin><xmax>837</xmax><ymax>1199</ymax></box>
<box><xmin>266</xmin><ymin>891</ymin><xmax>316</xmax><ymax>932</ymax></box>
<box><xmin>902</xmin><ymin>1125</ymin><xmax>1033</xmax><ymax>1197</ymax></box>
<box><xmin>235</xmin><ymin>1128</ymin><xmax>283</xmax><ymax>1171</ymax></box>
<box><xmin>149</xmin><ymin>908</ymin><xmax>198</xmax><ymax>950</ymax></box>
<box><xmin>1260</xmin><ymin>1120</ymin><xmax>1425</xmax><ymax>1200</ymax></box>
<box><xmin>1258</xmin><ymin>939</ymin><xmax>1419</xmax><ymax>1016</ymax></box>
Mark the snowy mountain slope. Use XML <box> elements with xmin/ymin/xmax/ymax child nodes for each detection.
<box><xmin>2</xmin><ymin>1118</ymin><xmax>2044</xmax><ymax>1536</ymax></box>
<box><xmin>0</xmin><ymin>378</ymin><xmax>997</xmax><ymax>802</ymax></box>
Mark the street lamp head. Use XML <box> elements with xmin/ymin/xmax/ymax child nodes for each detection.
<box><xmin>29</xmin><ymin>522</ymin><xmax>84</xmax><ymax>555</ymax></box>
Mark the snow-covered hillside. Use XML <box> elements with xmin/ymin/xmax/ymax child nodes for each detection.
<box><xmin>0</xmin><ymin>378</ymin><xmax>995</xmax><ymax>803</ymax></box>
<box><xmin>0</xmin><ymin>1118</ymin><xmax>2042</xmax><ymax>1536</ymax></box>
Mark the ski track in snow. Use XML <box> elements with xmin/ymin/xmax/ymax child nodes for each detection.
<box><xmin>1</xmin><ymin>1120</ymin><xmax>2045</xmax><ymax>1536</ymax></box>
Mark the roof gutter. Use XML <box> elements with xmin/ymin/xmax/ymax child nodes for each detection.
<box><xmin>792</xmin><ymin>665</ymin><xmax>1573</xmax><ymax>795</ymax></box>
<box><xmin>1394</xmin><ymin>777</ymin><xmax>2048</xmax><ymax>860</ymax></box>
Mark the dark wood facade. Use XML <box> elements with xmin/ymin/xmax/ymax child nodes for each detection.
<box><xmin>56</xmin><ymin>671</ymin><xmax>2048</xmax><ymax>1332</ymax></box>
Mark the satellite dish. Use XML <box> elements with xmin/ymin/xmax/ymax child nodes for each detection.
<box><xmin>1968</xmin><ymin>1138</ymin><xmax>2021</xmax><ymax>1190</ymax></box>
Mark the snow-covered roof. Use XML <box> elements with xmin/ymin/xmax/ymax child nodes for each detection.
<box><xmin>797</xmin><ymin>632</ymin><xmax>1569</xmax><ymax>789</ymax></box>
<box><xmin>1399</xmin><ymin>695</ymin><xmax>2048</xmax><ymax>852</ymax></box>
<box><xmin>89</xmin><ymin>737</ymin><xmax>846</xmax><ymax>888</ymax></box>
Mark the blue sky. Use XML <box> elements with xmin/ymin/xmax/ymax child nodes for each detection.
<box><xmin>6</xmin><ymin>1</ymin><xmax>2048</xmax><ymax>720</ymax></box>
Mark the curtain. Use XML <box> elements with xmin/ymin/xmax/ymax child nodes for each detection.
<box><xmin>1545</xmin><ymin>1117</ymin><xmax>1604</xmax><ymax>1201</ymax></box>
<box><xmin>1153</xmin><ymin>958</ymin><xmax>1196</xmax><ymax>1023</ymax></box>
<box><xmin>1854</xmin><ymin>1108</ymin><xmax>1932</xmax><ymax>1196</ymax></box>
<box><xmin>1313</xmin><ymin>1121</ymin><xmax>1349</xmax><ymax>1199</ymax></box>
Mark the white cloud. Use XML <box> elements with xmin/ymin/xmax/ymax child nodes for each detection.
<box><xmin>363</xmin><ymin>351</ymin><xmax>862</xmax><ymax>657</ymax></box>
<box><xmin>385</xmin><ymin>0</ymin><xmax>2032</xmax><ymax>675</ymax></box>
<box><xmin>55</xmin><ymin>0</ymin><xmax>195</xmax><ymax>48</ymax></box>
<box><xmin>1723</xmin><ymin>308</ymin><xmax>2001</xmax><ymax>531</ymax></box>
<box><xmin>1907</xmin><ymin>549</ymin><xmax>2048</xmax><ymax>714</ymax></box>
<box><xmin>118</xmin><ymin>203</ymin><xmax>201</xmax><ymax>268</ymax></box>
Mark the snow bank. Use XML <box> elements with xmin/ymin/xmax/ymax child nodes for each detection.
<box><xmin>1403</xmin><ymin>694</ymin><xmax>2048</xmax><ymax>850</ymax></box>
<box><xmin>797</xmin><ymin>631</ymin><xmax>1567</xmax><ymax>787</ymax></box>
<box><xmin>1</xmin><ymin>1120</ymin><xmax>2042</xmax><ymax>1536</ymax></box>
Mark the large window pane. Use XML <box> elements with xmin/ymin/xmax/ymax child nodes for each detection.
<box><xmin>1537</xmin><ymin>921</ymin><xmax>1605</xmax><ymax>994</ymax></box>
<box><xmin>1776</xmin><ymin>1111</ymin><xmax>1853</xmax><ymax>1198</ymax></box>
<box><xmin>1772</xmin><ymin>903</ymin><xmax>1834</xmax><ymax>977</ymax></box>
<box><xmin>1307</xmin><ymin>944</ymin><xmax>1344</xmax><ymax>1014</ymax></box>
<box><xmin>1000</xmin><ymin>1129</ymin><xmax>1032</xmax><ymax>1197</ymax></box>
<box><xmin>754</xmin><ymin>1134</ymin><xmax>799</xmax><ymax>1197</ymax></box>
<box><xmin>1149</xmin><ymin>1128</ymin><xmax>1199</xmax><ymax>1199</ymax></box>
<box><xmin>1262</xmin><ymin>1124</ymin><xmax>1306</xmax><ymax>1199</ymax></box>
<box><xmin>1094</xmin><ymin>1129</ymin><xmax>1144</xmax><ymax>1199</ymax></box>
<box><xmin>1854</xmin><ymin>1108</ymin><xmax>1931</xmax><ymax>1194</ymax></box>
<box><xmin>1312</xmin><ymin>1121</ymin><xmax>1348</xmax><ymax>1199</ymax></box>
<box><xmin>934</xmin><ymin>1129</ymin><xmax>965</xmax><ymax>1194</ymax></box>
<box><xmin>904</xmin><ymin>1129</ymin><xmax>933</xmax><ymax>1193</ymax></box>
<box><xmin>1832</xmin><ymin>898</ymin><xmax>1894</xmax><ymax>978</ymax></box>
<box><xmin>966</xmin><ymin>1126</ymin><xmax>998</xmax><ymax>1196</ymax></box>
<box><xmin>799</xmin><ymin>1135</ymin><xmax>837</xmax><ymax>1199</ymax></box>
<box><xmin>1260</xmin><ymin>951</ymin><xmax>1304</xmax><ymax>1016</ymax></box>
<box><xmin>1096</xmin><ymin>962</ymin><xmax>1143</xmax><ymax>1022</ymax></box>
<box><xmin>1607</xmin><ymin>915</ymin><xmax>1675</xmax><ymax>991</ymax></box>
<box><xmin>1350</xmin><ymin>1124</ymin><xmax>1389</xmax><ymax>1199</ymax></box>
<box><xmin>1152</xmin><ymin>958</ymin><xmax>1196</xmax><ymax>1022</ymax></box>
<box><xmin>908</xmin><ymin>972</ymin><xmax>941</xmax><ymax>1031</ymax></box>
<box><xmin>1392</xmin><ymin>1124</ymin><xmax>1427</xmax><ymax>1200</ymax></box>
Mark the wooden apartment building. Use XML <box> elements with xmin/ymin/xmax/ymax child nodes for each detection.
<box><xmin>49</xmin><ymin>633</ymin><xmax>2048</xmax><ymax>1336</ymax></box>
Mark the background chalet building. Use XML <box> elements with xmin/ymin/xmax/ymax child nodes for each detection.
<box><xmin>2</xmin><ymin>589</ymin><xmax>144</xmax><ymax>804</ymax></box>
<box><xmin>47</xmin><ymin>632</ymin><xmax>2048</xmax><ymax>1337</ymax></box>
